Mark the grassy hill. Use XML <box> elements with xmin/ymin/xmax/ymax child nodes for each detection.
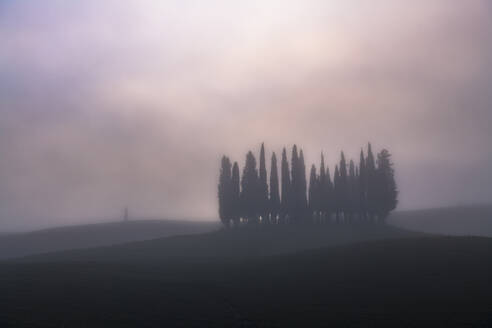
<box><xmin>0</xmin><ymin>219</ymin><xmax>219</xmax><ymax>260</ymax></box>
<box><xmin>4</xmin><ymin>204</ymin><xmax>490</xmax><ymax>261</ymax></box>
<box><xmin>19</xmin><ymin>223</ymin><xmax>421</xmax><ymax>262</ymax></box>
<box><xmin>390</xmin><ymin>204</ymin><xmax>492</xmax><ymax>237</ymax></box>
<box><xmin>1</xmin><ymin>236</ymin><xmax>491</xmax><ymax>327</ymax></box>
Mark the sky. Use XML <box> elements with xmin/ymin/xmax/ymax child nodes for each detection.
<box><xmin>1</xmin><ymin>0</ymin><xmax>491</xmax><ymax>231</ymax></box>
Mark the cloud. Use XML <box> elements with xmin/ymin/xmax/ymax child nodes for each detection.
<box><xmin>0</xmin><ymin>0</ymin><xmax>491</xmax><ymax>230</ymax></box>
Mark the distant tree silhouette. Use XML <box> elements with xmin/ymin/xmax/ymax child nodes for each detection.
<box><xmin>280</xmin><ymin>148</ymin><xmax>291</xmax><ymax>223</ymax></box>
<box><xmin>259</xmin><ymin>143</ymin><xmax>269</xmax><ymax>223</ymax></box>
<box><xmin>359</xmin><ymin>149</ymin><xmax>367</xmax><ymax>221</ymax></box>
<box><xmin>375</xmin><ymin>149</ymin><xmax>398</xmax><ymax>223</ymax></box>
<box><xmin>218</xmin><ymin>156</ymin><xmax>232</xmax><ymax>227</ymax></box>
<box><xmin>231</xmin><ymin>162</ymin><xmax>241</xmax><ymax>227</ymax></box>
<box><xmin>339</xmin><ymin>152</ymin><xmax>349</xmax><ymax>222</ymax></box>
<box><xmin>366</xmin><ymin>143</ymin><xmax>377</xmax><ymax>221</ymax></box>
<box><xmin>241</xmin><ymin>151</ymin><xmax>259</xmax><ymax>224</ymax></box>
<box><xmin>308</xmin><ymin>164</ymin><xmax>318</xmax><ymax>222</ymax></box>
<box><xmin>269</xmin><ymin>152</ymin><xmax>280</xmax><ymax>224</ymax></box>
<box><xmin>318</xmin><ymin>154</ymin><xmax>327</xmax><ymax>223</ymax></box>
<box><xmin>289</xmin><ymin>146</ymin><xmax>308</xmax><ymax>222</ymax></box>
<box><xmin>290</xmin><ymin>145</ymin><xmax>299</xmax><ymax>222</ymax></box>
<box><xmin>348</xmin><ymin>160</ymin><xmax>358</xmax><ymax>223</ymax></box>
<box><xmin>333</xmin><ymin>165</ymin><xmax>341</xmax><ymax>223</ymax></box>
<box><xmin>298</xmin><ymin>149</ymin><xmax>308</xmax><ymax>222</ymax></box>
<box><xmin>325</xmin><ymin>166</ymin><xmax>334</xmax><ymax>223</ymax></box>
<box><xmin>218</xmin><ymin>142</ymin><xmax>398</xmax><ymax>227</ymax></box>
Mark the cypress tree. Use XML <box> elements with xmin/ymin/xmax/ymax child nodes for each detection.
<box><xmin>218</xmin><ymin>156</ymin><xmax>232</xmax><ymax>227</ymax></box>
<box><xmin>241</xmin><ymin>151</ymin><xmax>259</xmax><ymax>224</ymax></box>
<box><xmin>318</xmin><ymin>154</ymin><xmax>327</xmax><ymax>222</ymax></box>
<box><xmin>269</xmin><ymin>152</ymin><xmax>280</xmax><ymax>224</ymax></box>
<box><xmin>375</xmin><ymin>149</ymin><xmax>398</xmax><ymax>223</ymax></box>
<box><xmin>325</xmin><ymin>166</ymin><xmax>333</xmax><ymax>223</ymax></box>
<box><xmin>359</xmin><ymin>149</ymin><xmax>367</xmax><ymax>221</ymax></box>
<box><xmin>308</xmin><ymin>164</ymin><xmax>318</xmax><ymax>222</ymax></box>
<box><xmin>259</xmin><ymin>143</ymin><xmax>269</xmax><ymax>223</ymax></box>
<box><xmin>290</xmin><ymin>145</ymin><xmax>299</xmax><ymax>222</ymax></box>
<box><xmin>231</xmin><ymin>162</ymin><xmax>240</xmax><ymax>227</ymax></box>
<box><xmin>339</xmin><ymin>152</ymin><xmax>349</xmax><ymax>221</ymax></box>
<box><xmin>348</xmin><ymin>159</ymin><xmax>356</xmax><ymax>222</ymax></box>
<box><xmin>354</xmin><ymin>165</ymin><xmax>361</xmax><ymax>222</ymax></box>
<box><xmin>366</xmin><ymin>143</ymin><xmax>376</xmax><ymax>221</ymax></box>
<box><xmin>333</xmin><ymin>165</ymin><xmax>341</xmax><ymax>223</ymax></box>
<box><xmin>298</xmin><ymin>149</ymin><xmax>308</xmax><ymax>221</ymax></box>
<box><xmin>280</xmin><ymin>148</ymin><xmax>291</xmax><ymax>223</ymax></box>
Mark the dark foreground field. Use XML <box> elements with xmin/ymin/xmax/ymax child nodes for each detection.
<box><xmin>1</xmin><ymin>224</ymin><xmax>492</xmax><ymax>327</ymax></box>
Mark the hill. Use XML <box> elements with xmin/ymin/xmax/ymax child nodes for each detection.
<box><xmin>1</xmin><ymin>236</ymin><xmax>491</xmax><ymax>327</ymax></box>
<box><xmin>0</xmin><ymin>219</ymin><xmax>219</xmax><ymax>260</ymax></box>
<box><xmin>390</xmin><ymin>204</ymin><xmax>492</xmax><ymax>237</ymax></box>
<box><xmin>18</xmin><ymin>223</ymin><xmax>421</xmax><ymax>262</ymax></box>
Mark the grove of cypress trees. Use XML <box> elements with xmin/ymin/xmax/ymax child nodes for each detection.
<box><xmin>218</xmin><ymin>142</ymin><xmax>397</xmax><ymax>227</ymax></box>
<box><xmin>269</xmin><ymin>152</ymin><xmax>280</xmax><ymax>224</ymax></box>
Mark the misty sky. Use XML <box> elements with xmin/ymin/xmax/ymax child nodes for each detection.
<box><xmin>1</xmin><ymin>1</ymin><xmax>492</xmax><ymax>230</ymax></box>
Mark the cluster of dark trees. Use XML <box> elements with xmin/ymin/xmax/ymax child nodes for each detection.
<box><xmin>218</xmin><ymin>143</ymin><xmax>397</xmax><ymax>227</ymax></box>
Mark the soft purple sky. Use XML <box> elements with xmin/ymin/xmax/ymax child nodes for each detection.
<box><xmin>1</xmin><ymin>0</ymin><xmax>491</xmax><ymax>230</ymax></box>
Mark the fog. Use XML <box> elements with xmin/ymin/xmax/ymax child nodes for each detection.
<box><xmin>1</xmin><ymin>0</ymin><xmax>491</xmax><ymax>231</ymax></box>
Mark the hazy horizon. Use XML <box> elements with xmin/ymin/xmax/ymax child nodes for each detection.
<box><xmin>1</xmin><ymin>1</ymin><xmax>492</xmax><ymax>231</ymax></box>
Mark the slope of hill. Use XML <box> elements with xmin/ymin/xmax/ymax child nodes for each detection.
<box><xmin>390</xmin><ymin>204</ymin><xmax>492</xmax><ymax>237</ymax></box>
<box><xmin>1</xmin><ymin>236</ymin><xmax>491</xmax><ymax>327</ymax></box>
<box><xmin>19</xmin><ymin>223</ymin><xmax>422</xmax><ymax>262</ymax></box>
<box><xmin>0</xmin><ymin>219</ymin><xmax>219</xmax><ymax>260</ymax></box>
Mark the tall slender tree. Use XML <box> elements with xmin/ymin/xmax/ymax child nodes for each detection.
<box><xmin>290</xmin><ymin>145</ymin><xmax>299</xmax><ymax>222</ymax></box>
<box><xmin>348</xmin><ymin>159</ymin><xmax>356</xmax><ymax>222</ymax></box>
<box><xmin>241</xmin><ymin>151</ymin><xmax>259</xmax><ymax>224</ymax></box>
<box><xmin>269</xmin><ymin>152</ymin><xmax>280</xmax><ymax>224</ymax></box>
<box><xmin>308</xmin><ymin>164</ymin><xmax>318</xmax><ymax>222</ymax></box>
<box><xmin>258</xmin><ymin>143</ymin><xmax>269</xmax><ymax>223</ymax></box>
<box><xmin>339</xmin><ymin>152</ymin><xmax>349</xmax><ymax>221</ymax></box>
<box><xmin>280</xmin><ymin>148</ymin><xmax>291</xmax><ymax>223</ymax></box>
<box><xmin>325</xmin><ymin>166</ymin><xmax>333</xmax><ymax>222</ymax></box>
<box><xmin>333</xmin><ymin>165</ymin><xmax>341</xmax><ymax>223</ymax></box>
<box><xmin>298</xmin><ymin>149</ymin><xmax>308</xmax><ymax>221</ymax></box>
<box><xmin>231</xmin><ymin>162</ymin><xmax>241</xmax><ymax>227</ymax></box>
<box><xmin>354</xmin><ymin>165</ymin><xmax>361</xmax><ymax>221</ymax></box>
<box><xmin>359</xmin><ymin>149</ymin><xmax>367</xmax><ymax>221</ymax></box>
<box><xmin>366</xmin><ymin>143</ymin><xmax>377</xmax><ymax>221</ymax></box>
<box><xmin>218</xmin><ymin>156</ymin><xmax>232</xmax><ymax>227</ymax></box>
<box><xmin>375</xmin><ymin>149</ymin><xmax>398</xmax><ymax>223</ymax></box>
<box><xmin>318</xmin><ymin>154</ymin><xmax>327</xmax><ymax>222</ymax></box>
